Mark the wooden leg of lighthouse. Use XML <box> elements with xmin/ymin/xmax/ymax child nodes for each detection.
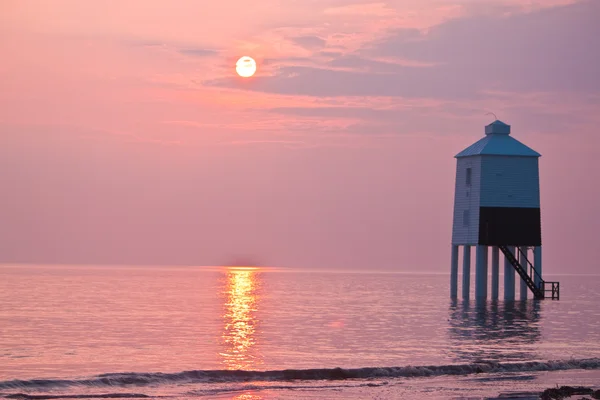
<box><xmin>491</xmin><ymin>247</ymin><xmax>499</xmax><ymax>300</ymax></box>
<box><xmin>462</xmin><ymin>245</ymin><xmax>471</xmax><ymax>299</ymax></box>
<box><xmin>519</xmin><ymin>247</ymin><xmax>528</xmax><ymax>300</ymax></box>
<box><xmin>534</xmin><ymin>246</ymin><xmax>542</xmax><ymax>289</ymax></box>
<box><xmin>450</xmin><ymin>245</ymin><xmax>459</xmax><ymax>299</ymax></box>
<box><xmin>475</xmin><ymin>245</ymin><xmax>488</xmax><ymax>300</ymax></box>
<box><xmin>504</xmin><ymin>246</ymin><xmax>516</xmax><ymax>301</ymax></box>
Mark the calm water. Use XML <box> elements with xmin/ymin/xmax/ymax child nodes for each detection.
<box><xmin>1</xmin><ymin>265</ymin><xmax>599</xmax><ymax>399</ymax></box>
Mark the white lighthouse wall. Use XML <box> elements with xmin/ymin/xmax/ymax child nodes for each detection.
<box><xmin>452</xmin><ymin>156</ymin><xmax>481</xmax><ymax>245</ymax></box>
<box><xmin>480</xmin><ymin>156</ymin><xmax>540</xmax><ymax>208</ymax></box>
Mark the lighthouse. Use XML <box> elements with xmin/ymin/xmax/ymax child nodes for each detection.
<box><xmin>449</xmin><ymin>120</ymin><xmax>559</xmax><ymax>300</ymax></box>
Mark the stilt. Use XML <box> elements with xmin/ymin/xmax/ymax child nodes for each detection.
<box><xmin>504</xmin><ymin>246</ymin><xmax>515</xmax><ymax>300</ymax></box>
<box><xmin>519</xmin><ymin>247</ymin><xmax>528</xmax><ymax>300</ymax></box>
<box><xmin>491</xmin><ymin>247</ymin><xmax>499</xmax><ymax>300</ymax></box>
<box><xmin>475</xmin><ymin>245</ymin><xmax>488</xmax><ymax>299</ymax></box>
<box><xmin>450</xmin><ymin>245</ymin><xmax>459</xmax><ymax>299</ymax></box>
<box><xmin>462</xmin><ymin>245</ymin><xmax>471</xmax><ymax>299</ymax></box>
<box><xmin>534</xmin><ymin>246</ymin><xmax>542</xmax><ymax>288</ymax></box>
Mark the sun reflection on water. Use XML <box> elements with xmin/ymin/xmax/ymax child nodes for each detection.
<box><xmin>220</xmin><ymin>267</ymin><xmax>263</xmax><ymax>371</ymax></box>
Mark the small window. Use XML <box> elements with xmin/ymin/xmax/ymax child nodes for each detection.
<box><xmin>466</xmin><ymin>168</ymin><xmax>472</xmax><ymax>186</ymax></box>
<box><xmin>463</xmin><ymin>210</ymin><xmax>470</xmax><ymax>226</ymax></box>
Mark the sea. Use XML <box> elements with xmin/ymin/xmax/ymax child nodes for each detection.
<box><xmin>1</xmin><ymin>265</ymin><xmax>599</xmax><ymax>399</ymax></box>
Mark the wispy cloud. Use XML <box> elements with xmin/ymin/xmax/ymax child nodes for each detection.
<box><xmin>323</xmin><ymin>2</ymin><xmax>396</xmax><ymax>17</ymax></box>
<box><xmin>289</xmin><ymin>35</ymin><xmax>327</xmax><ymax>50</ymax></box>
<box><xmin>204</xmin><ymin>0</ymin><xmax>599</xmax><ymax>100</ymax></box>
<box><xmin>177</xmin><ymin>47</ymin><xmax>220</xmax><ymax>57</ymax></box>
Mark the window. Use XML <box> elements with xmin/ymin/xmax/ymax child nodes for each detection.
<box><xmin>463</xmin><ymin>210</ymin><xmax>470</xmax><ymax>226</ymax></box>
<box><xmin>466</xmin><ymin>167</ymin><xmax>472</xmax><ymax>186</ymax></box>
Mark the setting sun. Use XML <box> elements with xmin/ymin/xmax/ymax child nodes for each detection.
<box><xmin>235</xmin><ymin>56</ymin><xmax>257</xmax><ymax>78</ymax></box>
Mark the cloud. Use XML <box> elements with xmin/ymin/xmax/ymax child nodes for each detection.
<box><xmin>289</xmin><ymin>35</ymin><xmax>327</xmax><ymax>50</ymax></box>
<box><xmin>323</xmin><ymin>2</ymin><xmax>395</xmax><ymax>17</ymax></box>
<box><xmin>204</xmin><ymin>64</ymin><xmax>477</xmax><ymax>99</ymax></box>
<box><xmin>366</xmin><ymin>0</ymin><xmax>600</xmax><ymax>93</ymax></box>
<box><xmin>177</xmin><ymin>47</ymin><xmax>219</xmax><ymax>57</ymax></box>
<box><xmin>266</xmin><ymin>104</ymin><xmax>482</xmax><ymax>135</ymax></box>
<box><xmin>205</xmin><ymin>0</ymin><xmax>599</xmax><ymax>101</ymax></box>
<box><xmin>328</xmin><ymin>54</ymin><xmax>437</xmax><ymax>72</ymax></box>
<box><xmin>319</xmin><ymin>50</ymin><xmax>345</xmax><ymax>58</ymax></box>
<box><xmin>262</xmin><ymin>56</ymin><xmax>315</xmax><ymax>66</ymax></box>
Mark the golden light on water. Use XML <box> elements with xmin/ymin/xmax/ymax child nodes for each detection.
<box><xmin>220</xmin><ymin>267</ymin><xmax>262</xmax><ymax>370</ymax></box>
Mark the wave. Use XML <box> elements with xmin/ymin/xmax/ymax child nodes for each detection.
<box><xmin>187</xmin><ymin>382</ymin><xmax>390</xmax><ymax>397</ymax></box>
<box><xmin>1</xmin><ymin>358</ymin><xmax>599</xmax><ymax>391</ymax></box>
<box><xmin>4</xmin><ymin>395</ymin><xmax>150</xmax><ymax>399</ymax></box>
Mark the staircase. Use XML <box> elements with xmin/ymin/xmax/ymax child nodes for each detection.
<box><xmin>498</xmin><ymin>245</ymin><xmax>560</xmax><ymax>300</ymax></box>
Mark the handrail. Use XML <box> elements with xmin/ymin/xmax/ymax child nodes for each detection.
<box><xmin>516</xmin><ymin>247</ymin><xmax>543</xmax><ymax>284</ymax></box>
<box><xmin>498</xmin><ymin>245</ymin><xmax>544</xmax><ymax>299</ymax></box>
<box><xmin>542</xmin><ymin>281</ymin><xmax>560</xmax><ymax>300</ymax></box>
<box><xmin>494</xmin><ymin>246</ymin><xmax>559</xmax><ymax>300</ymax></box>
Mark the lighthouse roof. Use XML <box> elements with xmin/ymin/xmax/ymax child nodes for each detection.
<box><xmin>455</xmin><ymin>120</ymin><xmax>541</xmax><ymax>158</ymax></box>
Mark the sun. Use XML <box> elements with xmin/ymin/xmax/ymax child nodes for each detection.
<box><xmin>236</xmin><ymin>56</ymin><xmax>257</xmax><ymax>78</ymax></box>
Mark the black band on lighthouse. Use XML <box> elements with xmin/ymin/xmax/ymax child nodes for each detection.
<box><xmin>478</xmin><ymin>206</ymin><xmax>541</xmax><ymax>246</ymax></box>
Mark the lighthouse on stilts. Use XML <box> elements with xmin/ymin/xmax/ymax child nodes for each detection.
<box><xmin>450</xmin><ymin>120</ymin><xmax>559</xmax><ymax>301</ymax></box>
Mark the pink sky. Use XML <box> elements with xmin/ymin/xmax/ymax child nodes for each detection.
<box><xmin>0</xmin><ymin>0</ymin><xmax>598</xmax><ymax>272</ymax></box>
